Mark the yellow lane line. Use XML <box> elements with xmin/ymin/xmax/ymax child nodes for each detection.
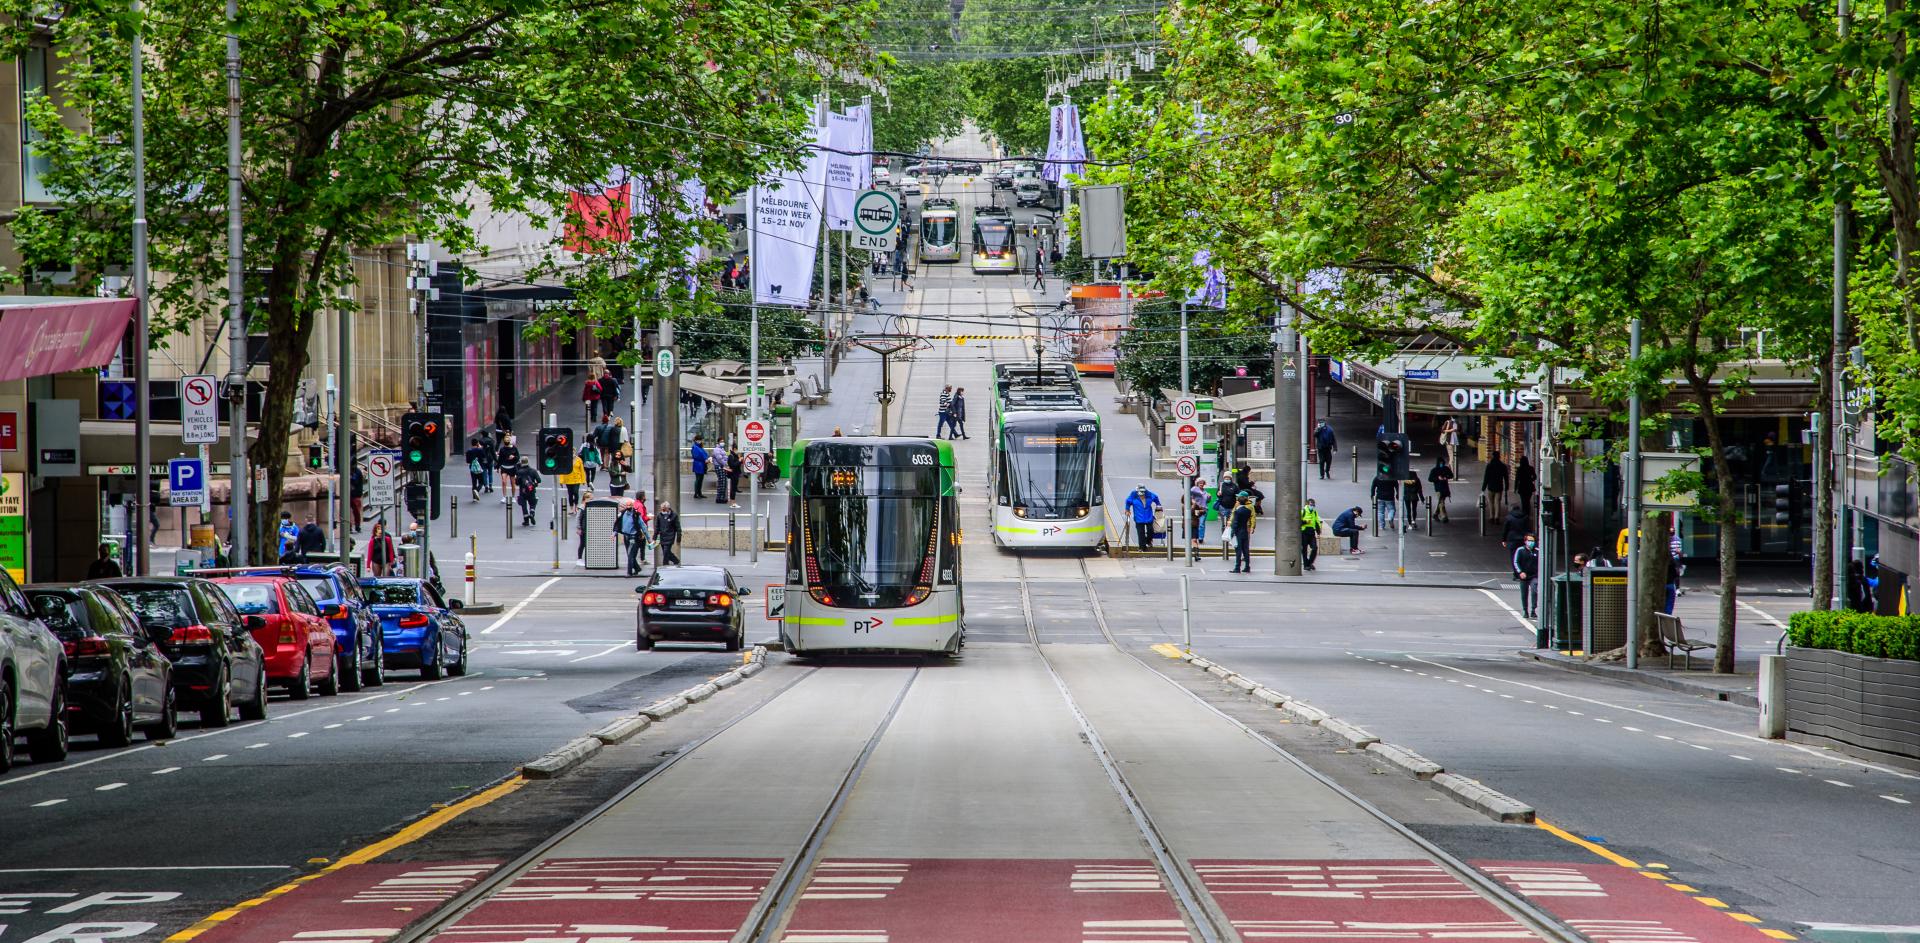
<box><xmin>166</xmin><ymin>776</ymin><xmax>526</xmax><ymax>941</ymax></box>
<box><xmin>1534</xmin><ymin>818</ymin><xmax>1641</xmax><ymax>869</ymax></box>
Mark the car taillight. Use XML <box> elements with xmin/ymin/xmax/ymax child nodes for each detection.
<box><xmin>63</xmin><ymin>637</ymin><xmax>111</xmax><ymax>658</ymax></box>
<box><xmin>398</xmin><ymin>613</ymin><xmax>429</xmax><ymax>627</ymax></box>
<box><xmin>707</xmin><ymin>593</ymin><xmax>733</xmax><ymax>608</ymax></box>
<box><xmin>642</xmin><ymin>592</ymin><xmax>665</xmax><ymax>606</ymax></box>
<box><xmin>278</xmin><ymin>629</ymin><xmax>299</xmax><ymax>644</ymax></box>
<box><xmin>322</xmin><ymin>605</ymin><xmax>345</xmax><ymax>620</ymax></box>
<box><xmin>172</xmin><ymin>625</ymin><xmax>214</xmax><ymax>643</ymax></box>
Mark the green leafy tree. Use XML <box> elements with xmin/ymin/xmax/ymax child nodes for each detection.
<box><xmin>3</xmin><ymin>0</ymin><xmax>868</xmax><ymax>561</ymax></box>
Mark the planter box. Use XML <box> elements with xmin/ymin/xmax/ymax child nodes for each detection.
<box><xmin>1784</xmin><ymin>647</ymin><xmax>1920</xmax><ymax>763</ymax></box>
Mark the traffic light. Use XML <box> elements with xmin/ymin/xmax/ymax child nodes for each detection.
<box><xmin>538</xmin><ymin>427</ymin><xmax>575</xmax><ymax>474</ymax></box>
<box><xmin>1773</xmin><ymin>483</ymin><xmax>1794</xmax><ymax>526</ymax></box>
<box><xmin>405</xmin><ymin>482</ymin><xmax>428</xmax><ymax>520</ymax></box>
<box><xmin>306</xmin><ymin>444</ymin><xmax>324</xmax><ymax>469</ymax></box>
<box><xmin>401</xmin><ymin>412</ymin><xmax>445</xmax><ymax>471</ymax></box>
<box><xmin>1541</xmin><ymin>495</ymin><xmax>1565</xmax><ymax>531</ymax></box>
<box><xmin>1375</xmin><ymin>434</ymin><xmax>1408</xmax><ymax>480</ymax></box>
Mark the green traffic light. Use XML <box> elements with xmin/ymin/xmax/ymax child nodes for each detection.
<box><xmin>409</xmin><ymin>450</ymin><xmax>424</xmax><ymax>463</ymax></box>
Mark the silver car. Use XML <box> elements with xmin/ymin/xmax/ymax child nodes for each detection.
<box><xmin>2</xmin><ymin>568</ymin><xmax>69</xmax><ymax>772</ymax></box>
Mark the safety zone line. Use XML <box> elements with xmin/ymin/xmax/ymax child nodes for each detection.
<box><xmin>164</xmin><ymin>775</ymin><xmax>526</xmax><ymax>941</ymax></box>
<box><xmin>1534</xmin><ymin>818</ymin><xmax>1796</xmax><ymax>940</ymax></box>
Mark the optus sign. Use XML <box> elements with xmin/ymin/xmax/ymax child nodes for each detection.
<box><xmin>1449</xmin><ymin>387</ymin><xmax>1541</xmax><ymax>414</ymax></box>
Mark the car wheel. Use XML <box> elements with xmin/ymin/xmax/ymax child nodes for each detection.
<box><xmin>143</xmin><ymin>685</ymin><xmax>178</xmax><ymax>741</ymax></box>
<box><xmin>288</xmin><ymin>658</ymin><xmax>312</xmax><ymax>701</ymax></box>
<box><xmin>447</xmin><ymin>639</ymin><xmax>468</xmax><ymax>677</ymax></box>
<box><xmin>316</xmin><ymin>652</ymin><xmax>340</xmax><ymax>697</ymax></box>
<box><xmin>0</xmin><ymin>678</ymin><xmax>16</xmax><ymax>773</ymax></box>
<box><xmin>724</xmin><ymin>629</ymin><xmax>743</xmax><ymax>653</ymax></box>
<box><xmin>635</xmin><ymin>631</ymin><xmax>654</xmax><ymax>651</ymax></box>
<box><xmin>201</xmin><ymin>670</ymin><xmax>233</xmax><ymax>728</ymax></box>
<box><xmin>340</xmin><ymin>645</ymin><xmax>364</xmax><ymax>693</ymax></box>
<box><xmin>239</xmin><ymin>666</ymin><xmax>269</xmax><ymax>721</ymax></box>
<box><xmin>421</xmin><ymin>642</ymin><xmax>443</xmax><ymax>681</ymax></box>
<box><xmin>100</xmin><ymin>681</ymin><xmax>135</xmax><ymax>747</ymax></box>
<box><xmin>363</xmin><ymin>636</ymin><xmax>387</xmax><ymax>687</ymax></box>
<box><xmin>26</xmin><ymin>686</ymin><xmax>69</xmax><ymax>763</ymax></box>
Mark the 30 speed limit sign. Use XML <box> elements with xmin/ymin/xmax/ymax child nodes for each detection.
<box><xmin>743</xmin><ymin>452</ymin><xmax>766</xmax><ymax>474</ymax></box>
<box><xmin>1176</xmin><ymin>455</ymin><xmax>1198</xmax><ymax>477</ymax></box>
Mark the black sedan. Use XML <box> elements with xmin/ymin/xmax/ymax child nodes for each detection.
<box><xmin>89</xmin><ymin>578</ymin><xmax>269</xmax><ymax>727</ymax></box>
<box><xmin>25</xmin><ymin>585</ymin><xmax>178</xmax><ymax>745</ymax></box>
<box><xmin>635</xmin><ymin>566</ymin><xmax>749</xmax><ymax>652</ymax></box>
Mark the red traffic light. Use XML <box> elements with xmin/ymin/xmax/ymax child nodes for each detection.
<box><xmin>555</xmin><ymin>434</ymin><xmax>568</xmax><ymax>446</ymax></box>
<box><xmin>423</xmin><ymin>420</ymin><xmax>438</xmax><ymax>435</ymax></box>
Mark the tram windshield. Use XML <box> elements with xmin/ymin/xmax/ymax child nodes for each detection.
<box><xmin>975</xmin><ymin>221</ymin><xmax>1012</xmax><ymax>256</ymax></box>
<box><xmin>922</xmin><ymin>215</ymin><xmax>956</xmax><ymax>247</ymax></box>
<box><xmin>1004</xmin><ymin>419</ymin><xmax>1099</xmax><ymax>514</ymax></box>
<box><xmin>801</xmin><ymin>465</ymin><xmax>939</xmax><ymax>608</ymax></box>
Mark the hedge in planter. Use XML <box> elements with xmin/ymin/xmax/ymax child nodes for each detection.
<box><xmin>1787</xmin><ymin>610</ymin><xmax>1920</xmax><ymax>662</ymax></box>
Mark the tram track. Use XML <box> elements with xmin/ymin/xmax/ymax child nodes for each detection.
<box><xmin>1066</xmin><ymin>557</ymin><xmax>1592</xmax><ymax>943</ymax></box>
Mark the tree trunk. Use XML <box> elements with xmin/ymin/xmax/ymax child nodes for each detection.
<box><xmin>1635</xmin><ymin>509</ymin><xmax>1672</xmax><ymax>661</ymax></box>
<box><xmin>1693</xmin><ymin>389</ymin><xmax>1739</xmax><ymax>673</ymax></box>
<box><xmin>242</xmin><ymin>260</ymin><xmax>318</xmax><ymax>564</ymax></box>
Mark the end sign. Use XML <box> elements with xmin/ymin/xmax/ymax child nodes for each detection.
<box><xmin>852</xmin><ymin>189</ymin><xmax>899</xmax><ymax>252</ymax></box>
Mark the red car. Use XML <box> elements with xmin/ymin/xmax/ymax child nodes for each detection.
<box><xmin>210</xmin><ymin>576</ymin><xmax>340</xmax><ymax>699</ymax></box>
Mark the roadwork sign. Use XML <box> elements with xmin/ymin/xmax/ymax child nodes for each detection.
<box><xmin>182</xmin><ymin>374</ymin><xmax>219</xmax><ymax>444</ymax></box>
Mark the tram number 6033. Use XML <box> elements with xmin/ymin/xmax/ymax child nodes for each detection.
<box><xmin>911</xmin><ymin>454</ymin><xmax>934</xmax><ymax>465</ymax></box>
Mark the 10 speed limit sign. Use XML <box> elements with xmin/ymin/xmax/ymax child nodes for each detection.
<box><xmin>1176</xmin><ymin>455</ymin><xmax>1198</xmax><ymax>477</ymax></box>
<box><xmin>1172</xmin><ymin>397</ymin><xmax>1198</xmax><ymax>422</ymax></box>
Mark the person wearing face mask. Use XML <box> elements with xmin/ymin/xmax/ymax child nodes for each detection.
<box><xmin>1512</xmin><ymin>534</ymin><xmax>1541</xmax><ymax>619</ymax></box>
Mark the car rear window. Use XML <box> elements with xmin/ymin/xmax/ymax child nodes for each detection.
<box><xmin>217</xmin><ymin>582</ymin><xmax>281</xmax><ymax>615</ymax></box>
<box><xmin>25</xmin><ymin>592</ymin><xmax>91</xmax><ymax>640</ymax></box>
<box><xmin>362</xmin><ymin>583</ymin><xmax>421</xmax><ymax>605</ymax></box>
<box><xmin>298</xmin><ymin>577</ymin><xmax>340</xmax><ymax>605</ymax></box>
<box><xmin>115</xmin><ymin>587</ymin><xmax>197</xmax><ymax>630</ymax></box>
<box><xmin>651</xmin><ymin>568</ymin><xmax>725</xmax><ymax>589</ymax></box>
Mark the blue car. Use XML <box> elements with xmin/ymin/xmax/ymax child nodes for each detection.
<box><xmin>359</xmin><ymin>578</ymin><xmax>469</xmax><ymax>680</ymax></box>
<box><xmin>191</xmin><ymin>564</ymin><xmax>384</xmax><ymax>691</ymax></box>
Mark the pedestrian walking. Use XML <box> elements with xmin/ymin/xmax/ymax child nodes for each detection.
<box><xmin>1512</xmin><ymin>535</ymin><xmax>1540</xmax><ymax>618</ymax></box>
<box><xmin>298</xmin><ymin>517</ymin><xmax>327</xmax><ymax>559</ymax></box>
<box><xmin>936</xmin><ymin>386</ymin><xmax>954</xmax><ymax>439</ymax></box>
<box><xmin>366</xmin><ymin>522</ymin><xmax>397</xmax><ymax>577</ymax></box>
<box><xmin>1299</xmin><ymin>498</ymin><xmax>1322</xmax><ymax>571</ymax></box>
<box><xmin>575</xmin><ymin>490</ymin><xmax>597</xmax><ymax>560</ymax></box>
<box><xmin>1314</xmin><ymin>420</ymin><xmax>1337</xmax><ymax>480</ymax></box>
<box><xmin>350</xmin><ymin>462</ymin><xmax>367</xmax><ymax>530</ymax></box>
<box><xmin>497</xmin><ymin>435</ymin><xmax>522</xmax><ymax>504</ymax></box>
<box><xmin>1031</xmin><ymin>245</ymin><xmax>1047</xmax><ymax>292</ymax></box>
<box><xmin>725</xmin><ymin>447</ymin><xmax>744</xmax><ymax>509</ymax></box>
<box><xmin>1483</xmin><ymin>449</ymin><xmax>1510</xmax><ymax>512</ymax></box>
<box><xmin>277</xmin><ymin>512</ymin><xmax>300</xmax><ymax>562</ymax></box>
<box><xmin>466</xmin><ymin>438</ymin><xmax>488</xmax><ymax>501</ymax></box>
<box><xmin>1188</xmin><ymin>478</ymin><xmax>1210</xmax><ymax>547</ymax></box>
<box><xmin>1513</xmin><ymin>454</ymin><xmax>1537</xmax><ymax>515</ymax></box>
<box><xmin>1231</xmin><ymin>464</ymin><xmax>1265</xmax><ymax>514</ymax></box>
<box><xmin>1330</xmin><ymin>506</ymin><xmax>1366</xmax><ymax>555</ymax></box>
<box><xmin>1440</xmin><ymin>417</ymin><xmax>1461</xmax><ymax>470</ymax></box>
<box><xmin>480</xmin><ymin>434</ymin><xmax>498</xmax><ymax>492</ymax></box>
<box><xmin>600</xmin><ymin>370</ymin><xmax>622</xmax><ymax>421</ymax></box>
<box><xmin>514</xmin><ymin>463</ymin><xmax>542</xmax><ymax>527</ymax></box>
<box><xmin>581</xmin><ymin>374</ymin><xmax>601</xmax><ymax>428</ymax></box>
<box><xmin>591</xmin><ymin>415</ymin><xmax>613</xmax><ymax>461</ymax></box>
<box><xmin>566</xmin><ymin>455</ymin><xmax>585</xmax><ymax>510</ymax></box>
<box><xmin>1370</xmin><ymin>473</ymin><xmax>1398</xmax><ymax>534</ymax></box>
<box><xmin>616</xmin><ymin>498</ymin><xmax>649</xmax><ymax>576</ymax></box>
<box><xmin>1401</xmin><ymin>471</ymin><xmax>1423</xmax><ymax>528</ymax></box>
<box><xmin>607</xmin><ymin>458</ymin><xmax>630</xmax><ymax>497</ymax></box>
<box><xmin>949</xmin><ymin>388</ymin><xmax>969</xmax><ymax>438</ymax></box>
<box><xmin>1501</xmin><ymin>504</ymin><xmax>1529</xmax><ymax>554</ymax></box>
<box><xmin>86</xmin><ymin>542</ymin><xmax>123</xmax><ymax>579</ymax></box>
<box><xmin>690</xmin><ymin>435</ymin><xmax>711</xmax><ymax>498</ymax></box>
<box><xmin>1428</xmin><ymin>460</ymin><xmax>1454</xmax><ymax>522</ymax></box>
<box><xmin>656</xmin><ymin>502</ymin><xmax>681</xmax><ymax>565</ymax></box>
<box><xmin>1229</xmin><ymin>496</ymin><xmax>1255</xmax><ymax>573</ymax></box>
<box><xmin>582</xmin><ymin>439</ymin><xmax>601</xmax><ymax>487</ymax></box>
<box><xmin>493</xmin><ymin>404</ymin><xmax>514</xmax><ymax>440</ymax></box>
<box><xmin>1125</xmin><ymin>485</ymin><xmax>1162</xmax><ymax>551</ymax></box>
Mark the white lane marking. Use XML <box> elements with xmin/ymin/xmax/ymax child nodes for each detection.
<box><xmin>1623</xmin><ymin>726</ymin><xmax>1644</xmax><ymax>732</ymax></box>
<box><xmin>324</xmin><ymin>723</ymin><xmax>342</xmax><ymax>729</ymax></box>
<box><xmin>203</xmin><ymin>754</ymin><xmax>228</xmax><ymax>762</ymax></box>
<box><xmin>1407</xmin><ymin>654</ymin><xmax>1920</xmax><ymax>781</ymax></box>
<box><xmin>287</xmin><ymin>732</ymin><xmax>308</xmax><ymax>739</ymax></box>
<box><xmin>436</xmin><ymin>697</ymin><xmax>450</xmax><ymax>702</ymax></box>
<box><xmin>1476</xmin><ymin>587</ymin><xmax>1536</xmax><ymax>631</ymax></box>
<box><xmin>357</xmin><ymin>715</ymin><xmax>374</xmax><ymax>721</ymax></box>
<box><xmin>457</xmin><ymin>691</ymin><xmax>473</xmax><ymax>696</ymax></box>
<box><xmin>480</xmin><ymin>576</ymin><xmax>563</xmax><ymax>635</ymax></box>
<box><xmin>385</xmin><ymin>708</ymin><xmax>401</xmax><ymax>713</ymax></box>
<box><xmin>1826</xmin><ymin>779</ymin><xmax>1854</xmax><ymax>788</ymax></box>
<box><xmin>1737</xmin><ymin>600</ymin><xmax>1788</xmax><ymax>629</ymax></box>
<box><xmin>1595</xmin><ymin>718</ymin><xmax>1612</xmax><ymax>724</ymax></box>
<box><xmin>0</xmin><ymin>678</ymin><xmax>463</xmax><ymax>787</ymax></box>
<box><xmin>31</xmin><ymin>799</ymin><xmax>65</xmax><ymax>807</ymax></box>
<box><xmin>1778</xmin><ymin>768</ymin><xmax>1802</xmax><ymax>774</ymax></box>
<box><xmin>245</xmin><ymin>743</ymin><xmax>269</xmax><ymax>750</ymax></box>
<box><xmin>153</xmin><ymin>767</ymin><xmax>180</xmax><ymax>775</ymax></box>
<box><xmin>1729</xmin><ymin>755</ymin><xmax>1753</xmax><ymax>761</ymax></box>
<box><xmin>1883</xmin><ymin>795</ymin><xmax>1911</xmax><ymax>804</ymax></box>
<box><xmin>96</xmin><ymin>782</ymin><xmax>127</xmax><ymax>791</ymax></box>
<box><xmin>1688</xmin><ymin>743</ymin><xmax>1712</xmax><ymax>751</ymax></box>
<box><xmin>1657</xmin><ymin>735</ymin><xmax>1674</xmax><ymax>741</ymax></box>
<box><xmin>480</xmin><ymin>685</ymin><xmax>494</xmax><ymax>691</ymax></box>
<box><xmin>569</xmin><ymin>643</ymin><xmax>629</xmax><ymax>663</ymax></box>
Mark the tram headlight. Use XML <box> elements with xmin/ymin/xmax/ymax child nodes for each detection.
<box><xmin>1013</xmin><ymin>506</ymin><xmax>1027</xmax><ymax>518</ymax></box>
<box><xmin>1075</xmin><ymin>506</ymin><xmax>1089</xmax><ymax>517</ymax></box>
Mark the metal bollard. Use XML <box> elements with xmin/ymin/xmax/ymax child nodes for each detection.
<box><xmin>1181</xmin><ymin>573</ymin><xmax>1191</xmax><ymax>652</ymax></box>
<box><xmin>450</xmin><ymin>500</ymin><xmax>458</xmax><ymax>539</ymax></box>
<box><xmin>728</xmin><ymin>513</ymin><xmax>737</xmax><ymax>557</ymax></box>
<box><xmin>1478</xmin><ymin>495</ymin><xmax>1487</xmax><ymax>537</ymax></box>
<box><xmin>1350</xmin><ymin>446</ymin><xmax>1359</xmax><ymax>482</ymax></box>
<box><xmin>464</xmin><ymin>544</ymin><xmax>477</xmax><ymax>606</ymax></box>
<box><xmin>1427</xmin><ymin>497</ymin><xmax>1434</xmax><ymax>537</ymax></box>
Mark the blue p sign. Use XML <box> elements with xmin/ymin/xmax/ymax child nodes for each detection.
<box><xmin>169</xmin><ymin>458</ymin><xmax>204</xmax><ymax>493</ymax></box>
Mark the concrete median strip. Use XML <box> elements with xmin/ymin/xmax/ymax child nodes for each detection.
<box><xmin>521</xmin><ymin>646</ymin><xmax>769</xmax><ymax>779</ymax></box>
<box><xmin>1168</xmin><ymin>647</ymin><xmax>1536</xmax><ymax>824</ymax></box>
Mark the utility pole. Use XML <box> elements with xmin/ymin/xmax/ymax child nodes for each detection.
<box><xmin>409</xmin><ymin>245</ymin><xmax>435</xmax><ymax>583</ymax></box>
<box><xmin>336</xmin><ymin>296</ymin><xmax>353</xmax><ymax>558</ymax></box>
<box><xmin>1824</xmin><ymin>0</ymin><xmax>1853</xmax><ymax>610</ymax></box>
<box><xmin>653</xmin><ymin>320</ymin><xmax>681</xmax><ymax>513</ymax></box>
<box><xmin>1274</xmin><ymin>304</ymin><xmax>1302</xmax><ymax>576</ymax></box>
<box><xmin>1180</xmin><ymin>300</ymin><xmax>1191</xmax><ymax>568</ymax></box>
<box><xmin>224</xmin><ymin>0</ymin><xmax>249</xmax><ymax>564</ymax></box>
<box><xmin>1396</xmin><ymin>375</ymin><xmax>1407</xmax><ymax>578</ymax></box>
<box><xmin>131</xmin><ymin>0</ymin><xmax>151</xmax><ymax>575</ymax></box>
<box><xmin>1625</xmin><ymin>319</ymin><xmax>1643</xmax><ymax>668</ymax></box>
<box><xmin>748</xmin><ymin>299</ymin><xmax>761</xmax><ymax>564</ymax></box>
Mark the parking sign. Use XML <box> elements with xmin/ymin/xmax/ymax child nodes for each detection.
<box><xmin>168</xmin><ymin>457</ymin><xmax>207</xmax><ymax>507</ymax></box>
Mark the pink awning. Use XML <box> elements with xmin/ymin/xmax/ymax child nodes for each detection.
<box><xmin>0</xmin><ymin>298</ymin><xmax>136</xmax><ymax>382</ymax></box>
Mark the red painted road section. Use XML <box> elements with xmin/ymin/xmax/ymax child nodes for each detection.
<box><xmin>1477</xmin><ymin>860</ymin><xmax>1784</xmax><ymax>942</ymax></box>
<box><xmin>190</xmin><ymin>861</ymin><xmax>498</xmax><ymax>943</ymax></box>
<box><xmin>432</xmin><ymin>857</ymin><xmax>780</xmax><ymax>943</ymax></box>
<box><xmin>1191</xmin><ymin>860</ymin><xmax>1533</xmax><ymax>941</ymax></box>
<box><xmin>777</xmin><ymin>859</ymin><xmax>1188</xmax><ymax>943</ymax></box>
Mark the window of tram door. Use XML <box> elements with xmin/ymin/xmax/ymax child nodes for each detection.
<box><xmin>1003</xmin><ymin>421</ymin><xmax>1098</xmax><ymax>518</ymax></box>
<box><xmin>974</xmin><ymin>220</ymin><xmax>1012</xmax><ymax>257</ymax></box>
<box><xmin>802</xmin><ymin>464</ymin><xmax>939</xmax><ymax>609</ymax></box>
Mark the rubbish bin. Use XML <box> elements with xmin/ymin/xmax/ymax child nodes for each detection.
<box><xmin>1550</xmin><ymin>573</ymin><xmax>1584</xmax><ymax>652</ymax></box>
<box><xmin>581</xmin><ymin>498</ymin><xmax>624</xmax><ymax>570</ymax></box>
<box><xmin>1583</xmin><ymin>566</ymin><xmax>1630</xmax><ymax>654</ymax></box>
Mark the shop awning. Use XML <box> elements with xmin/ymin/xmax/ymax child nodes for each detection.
<box><xmin>0</xmin><ymin>297</ymin><xmax>137</xmax><ymax>382</ymax></box>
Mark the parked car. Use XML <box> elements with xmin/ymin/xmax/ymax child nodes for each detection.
<box><xmin>88</xmin><ymin>577</ymin><xmax>268</xmax><ymax>727</ymax></box>
<box><xmin>24</xmin><ymin>585</ymin><xmax>176</xmax><ymax>746</ymax></box>
<box><xmin>359</xmin><ymin>578</ymin><xmax>469</xmax><ymax>680</ymax></box>
<box><xmin>871</xmin><ymin>166</ymin><xmax>892</xmax><ymax>187</ymax></box>
<box><xmin>635</xmin><ymin>566</ymin><xmax>749</xmax><ymax>652</ymax></box>
<box><xmin>280</xmin><ymin>565</ymin><xmax>384</xmax><ymax>690</ymax></box>
<box><xmin>2</xmin><ymin>568</ymin><xmax>68</xmax><ymax>771</ymax></box>
<box><xmin>211</xmin><ymin>576</ymin><xmax>339</xmax><ymax>699</ymax></box>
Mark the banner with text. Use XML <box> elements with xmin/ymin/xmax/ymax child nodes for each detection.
<box><xmin>752</xmin><ymin>120</ymin><xmax>831</xmax><ymax>307</ymax></box>
<box><xmin>826</xmin><ymin>108</ymin><xmax>866</xmax><ymax>231</ymax></box>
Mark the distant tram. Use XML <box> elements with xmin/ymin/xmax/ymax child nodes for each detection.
<box><xmin>780</xmin><ymin>438</ymin><xmax>964</xmax><ymax>655</ymax></box>
<box><xmin>971</xmin><ymin>205</ymin><xmax>1018</xmax><ymax>274</ymax></box>
<box><xmin>988</xmin><ymin>364</ymin><xmax>1107</xmax><ymax>551</ymax></box>
<box><xmin>920</xmin><ymin>199</ymin><xmax>960</xmax><ymax>263</ymax></box>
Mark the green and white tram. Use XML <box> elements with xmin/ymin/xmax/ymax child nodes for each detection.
<box><xmin>971</xmin><ymin>205</ymin><xmax>1018</xmax><ymax>274</ymax></box>
<box><xmin>920</xmin><ymin>199</ymin><xmax>960</xmax><ymax>263</ymax></box>
<box><xmin>781</xmin><ymin>437</ymin><xmax>964</xmax><ymax>655</ymax></box>
<box><xmin>988</xmin><ymin>372</ymin><xmax>1105</xmax><ymax>550</ymax></box>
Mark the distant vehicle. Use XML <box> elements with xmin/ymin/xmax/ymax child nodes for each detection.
<box><xmin>25</xmin><ymin>585</ymin><xmax>176</xmax><ymax>745</ymax></box>
<box><xmin>871</xmin><ymin>166</ymin><xmax>892</xmax><ymax>187</ymax></box>
<box><xmin>920</xmin><ymin>199</ymin><xmax>961</xmax><ymax>263</ymax></box>
<box><xmin>992</xmin><ymin>168</ymin><xmax>1015</xmax><ymax>190</ymax></box>
<box><xmin>899</xmin><ymin>175</ymin><xmax>922</xmax><ymax>197</ymax></box>
<box><xmin>3</xmin><ymin>569</ymin><xmax>69</xmax><ymax>770</ymax></box>
<box><xmin>360</xmin><ymin>578</ymin><xmax>469</xmax><ymax>680</ymax></box>
<box><xmin>210</xmin><ymin>575</ymin><xmax>340</xmax><ymax>699</ymax></box>
<box><xmin>635</xmin><ymin>566</ymin><xmax>748</xmax><ymax>652</ymax></box>
<box><xmin>92</xmin><ymin>577</ymin><xmax>269</xmax><ymax>727</ymax></box>
<box><xmin>1014</xmin><ymin>176</ymin><xmax>1046</xmax><ymax>207</ymax></box>
<box><xmin>971</xmin><ymin>206</ymin><xmax>1018</xmax><ymax>274</ymax></box>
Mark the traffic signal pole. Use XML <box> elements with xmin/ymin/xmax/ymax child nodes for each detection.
<box><xmin>1180</xmin><ymin>300</ymin><xmax>1191</xmax><ymax>569</ymax></box>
